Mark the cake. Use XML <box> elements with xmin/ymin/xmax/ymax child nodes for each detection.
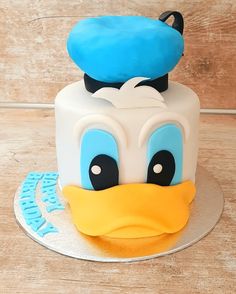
<box><xmin>55</xmin><ymin>11</ymin><xmax>200</xmax><ymax>239</ymax></box>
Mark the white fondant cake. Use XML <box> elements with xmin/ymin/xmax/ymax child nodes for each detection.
<box><xmin>55</xmin><ymin>80</ymin><xmax>200</xmax><ymax>188</ymax></box>
<box><xmin>54</xmin><ymin>12</ymin><xmax>201</xmax><ymax>239</ymax></box>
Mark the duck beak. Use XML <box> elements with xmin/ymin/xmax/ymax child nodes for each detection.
<box><xmin>63</xmin><ymin>181</ymin><xmax>195</xmax><ymax>239</ymax></box>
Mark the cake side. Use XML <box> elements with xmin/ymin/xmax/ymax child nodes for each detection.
<box><xmin>55</xmin><ymin>80</ymin><xmax>200</xmax><ymax>189</ymax></box>
<box><xmin>55</xmin><ymin>11</ymin><xmax>200</xmax><ymax>239</ymax></box>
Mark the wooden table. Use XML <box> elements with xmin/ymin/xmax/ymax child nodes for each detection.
<box><xmin>0</xmin><ymin>109</ymin><xmax>235</xmax><ymax>293</ymax></box>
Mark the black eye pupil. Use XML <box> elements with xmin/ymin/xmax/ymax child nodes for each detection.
<box><xmin>89</xmin><ymin>154</ymin><xmax>119</xmax><ymax>190</ymax></box>
<box><xmin>147</xmin><ymin>150</ymin><xmax>175</xmax><ymax>186</ymax></box>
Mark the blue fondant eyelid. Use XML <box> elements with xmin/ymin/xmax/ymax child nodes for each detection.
<box><xmin>147</xmin><ymin>124</ymin><xmax>183</xmax><ymax>185</ymax></box>
<box><xmin>80</xmin><ymin>129</ymin><xmax>119</xmax><ymax>190</ymax></box>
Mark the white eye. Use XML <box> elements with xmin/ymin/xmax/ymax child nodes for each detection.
<box><xmin>91</xmin><ymin>165</ymin><xmax>102</xmax><ymax>175</ymax></box>
<box><xmin>153</xmin><ymin>164</ymin><xmax>163</xmax><ymax>174</ymax></box>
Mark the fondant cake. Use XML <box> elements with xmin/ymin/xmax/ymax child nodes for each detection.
<box><xmin>55</xmin><ymin>11</ymin><xmax>200</xmax><ymax>239</ymax></box>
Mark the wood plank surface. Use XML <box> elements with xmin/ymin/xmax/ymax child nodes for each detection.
<box><xmin>1</xmin><ymin>1</ymin><xmax>236</xmax><ymax>108</ymax></box>
<box><xmin>0</xmin><ymin>109</ymin><xmax>235</xmax><ymax>294</ymax></box>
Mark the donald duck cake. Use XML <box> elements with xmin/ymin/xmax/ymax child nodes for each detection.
<box><xmin>55</xmin><ymin>11</ymin><xmax>200</xmax><ymax>239</ymax></box>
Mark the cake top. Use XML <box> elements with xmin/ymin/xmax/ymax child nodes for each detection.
<box><xmin>67</xmin><ymin>12</ymin><xmax>184</xmax><ymax>86</ymax></box>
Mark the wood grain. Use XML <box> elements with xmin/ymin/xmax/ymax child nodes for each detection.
<box><xmin>0</xmin><ymin>1</ymin><xmax>236</xmax><ymax>108</ymax></box>
<box><xmin>0</xmin><ymin>109</ymin><xmax>235</xmax><ymax>294</ymax></box>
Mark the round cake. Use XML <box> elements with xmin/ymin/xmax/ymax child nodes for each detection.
<box><xmin>55</xmin><ymin>11</ymin><xmax>200</xmax><ymax>239</ymax></box>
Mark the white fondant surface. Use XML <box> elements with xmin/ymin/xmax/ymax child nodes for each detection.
<box><xmin>55</xmin><ymin>80</ymin><xmax>200</xmax><ymax>188</ymax></box>
<box><xmin>92</xmin><ymin>77</ymin><xmax>167</xmax><ymax>109</ymax></box>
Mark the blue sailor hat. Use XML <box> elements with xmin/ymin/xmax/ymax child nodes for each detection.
<box><xmin>67</xmin><ymin>11</ymin><xmax>184</xmax><ymax>85</ymax></box>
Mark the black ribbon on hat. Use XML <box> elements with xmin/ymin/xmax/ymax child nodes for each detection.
<box><xmin>84</xmin><ymin>11</ymin><xmax>183</xmax><ymax>94</ymax></box>
<box><xmin>159</xmin><ymin>11</ymin><xmax>184</xmax><ymax>35</ymax></box>
<box><xmin>84</xmin><ymin>73</ymin><xmax>168</xmax><ymax>94</ymax></box>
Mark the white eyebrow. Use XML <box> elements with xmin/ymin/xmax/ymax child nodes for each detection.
<box><xmin>138</xmin><ymin>112</ymin><xmax>190</xmax><ymax>147</ymax></box>
<box><xmin>92</xmin><ymin>77</ymin><xmax>167</xmax><ymax>109</ymax></box>
<box><xmin>73</xmin><ymin>114</ymin><xmax>128</xmax><ymax>147</ymax></box>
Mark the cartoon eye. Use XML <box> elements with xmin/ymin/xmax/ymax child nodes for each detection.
<box><xmin>147</xmin><ymin>124</ymin><xmax>183</xmax><ymax>186</ymax></box>
<box><xmin>147</xmin><ymin>150</ymin><xmax>175</xmax><ymax>186</ymax></box>
<box><xmin>89</xmin><ymin>154</ymin><xmax>119</xmax><ymax>190</ymax></box>
<box><xmin>80</xmin><ymin>129</ymin><xmax>119</xmax><ymax>190</ymax></box>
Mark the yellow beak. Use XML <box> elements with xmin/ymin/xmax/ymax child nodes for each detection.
<box><xmin>63</xmin><ymin>181</ymin><xmax>195</xmax><ymax>239</ymax></box>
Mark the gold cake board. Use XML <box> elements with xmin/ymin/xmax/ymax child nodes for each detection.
<box><xmin>14</xmin><ymin>166</ymin><xmax>224</xmax><ymax>262</ymax></box>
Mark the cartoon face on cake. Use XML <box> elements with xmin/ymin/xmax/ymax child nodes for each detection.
<box><xmin>55</xmin><ymin>12</ymin><xmax>200</xmax><ymax>238</ymax></box>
